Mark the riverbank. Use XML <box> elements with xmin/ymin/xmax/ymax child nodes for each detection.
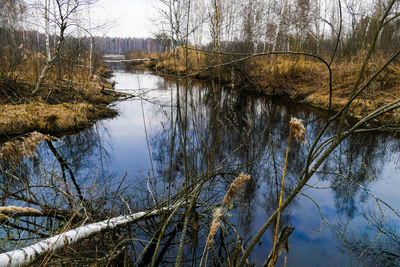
<box><xmin>0</xmin><ymin>68</ymin><xmax>119</xmax><ymax>137</ymax></box>
<box><xmin>129</xmin><ymin>50</ymin><xmax>400</xmax><ymax>125</ymax></box>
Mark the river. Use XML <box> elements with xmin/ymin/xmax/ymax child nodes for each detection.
<box><xmin>1</xmin><ymin>63</ymin><xmax>399</xmax><ymax>266</ymax></box>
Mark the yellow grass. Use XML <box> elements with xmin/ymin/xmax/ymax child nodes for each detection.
<box><xmin>0</xmin><ymin>102</ymin><xmax>117</xmax><ymax>136</ymax></box>
<box><xmin>149</xmin><ymin>49</ymin><xmax>400</xmax><ymax>122</ymax></box>
<box><xmin>0</xmin><ymin>47</ymin><xmax>118</xmax><ymax>136</ymax></box>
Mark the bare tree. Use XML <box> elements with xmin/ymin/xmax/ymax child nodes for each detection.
<box><xmin>31</xmin><ymin>0</ymin><xmax>95</xmax><ymax>95</ymax></box>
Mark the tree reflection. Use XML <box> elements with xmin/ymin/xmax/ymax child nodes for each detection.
<box><xmin>334</xmin><ymin>210</ymin><xmax>400</xmax><ymax>266</ymax></box>
<box><xmin>1</xmin><ymin>72</ymin><xmax>399</xmax><ymax>265</ymax></box>
<box><xmin>0</xmin><ymin>126</ymin><xmax>119</xmax><ymax>252</ymax></box>
<box><xmin>147</xmin><ymin>77</ymin><xmax>400</xmax><ymax>265</ymax></box>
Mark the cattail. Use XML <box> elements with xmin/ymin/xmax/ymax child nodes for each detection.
<box><xmin>0</xmin><ymin>131</ymin><xmax>58</xmax><ymax>164</ymax></box>
<box><xmin>0</xmin><ymin>206</ymin><xmax>43</xmax><ymax>215</ymax></box>
<box><xmin>206</xmin><ymin>207</ymin><xmax>223</xmax><ymax>247</ymax></box>
<box><xmin>205</xmin><ymin>174</ymin><xmax>250</xmax><ymax>248</ymax></box>
<box><xmin>272</xmin><ymin>117</ymin><xmax>305</xmax><ymax>260</ymax></box>
<box><xmin>289</xmin><ymin>117</ymin><xmax>306</xmax><ymax>143</ymax></box>
<box><xmin>222</xmin><ymin>173</ymin><xmax>251</xmax><ymax>206</ymax></box>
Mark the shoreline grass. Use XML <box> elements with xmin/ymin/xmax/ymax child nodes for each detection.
<box><xmin>0</xmin><ymin>102</ymin><xmax>117</xmax><ymax>137</ymax></box>
<box><xmin>129</xmin><ymin>49</ymin><xmax>400</xmax><ymax>126</ymax></box>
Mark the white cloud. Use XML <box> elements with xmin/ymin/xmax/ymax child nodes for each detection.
<box><xmin>92</xmin><ymin>0</ymin><xmax>160</xmax><ymax>38</ymax></box>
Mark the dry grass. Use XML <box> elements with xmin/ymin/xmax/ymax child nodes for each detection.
<box><xmin>0</xmin><ymin>46</ymin><xmax>119</xmax><ymax>136</ymax></box>
<box><xmin>0</xmin><ymin>102</ymin><xmax>117</xmax><ymax>136</ymax></box>
<box><xmin>150</xmin><ymin>50</ymin><xmax>400</xmax><ymax>122</ymax></box>
<box><xmin>1</xmin><ymin>47</ymin><xmax>99</xmax><ymax>87</ymax></box>
<box><xmin>156</xmin><ymin>47</ymin><xmax>207</xmax><ymax>71</ymax></box>
<box><xmin>127</xmin><ymin>51</ymin><xmax>158</xmax><ymax>60</ymax></box>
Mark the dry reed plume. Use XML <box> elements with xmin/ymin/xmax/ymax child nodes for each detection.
<box><xmin>206</xmin><ymin>207</ymin><xmax>222</xmax><ymax>247</ymax></box>
<box><xmin>206</xmin><ymin>173</ymin><xmax>251</xmax><ymax>247</ymax></box>
<box><xmin>0</xmin><ymin>131</ymin><xmax>58</xmax><ymax>164</ymax></box>
<box><xmin>289</xmin><ymin>117</ymin><xmax>306</xmax><ymax>143</ymax></box>
<box><xmin>0</xmin><ymin>206</ymin><xmax>43</xmax><ymax>215</ymax></box>
<box><xmin>222</xmin><ymin>173</ymin><xmax>251</xmax><ymax>206</ymax></box>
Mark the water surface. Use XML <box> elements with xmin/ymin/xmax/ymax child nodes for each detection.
<box><xmin>1</xmin><ymin>65</ymin><xmax>399</xmax><ymax>266</ymax></box>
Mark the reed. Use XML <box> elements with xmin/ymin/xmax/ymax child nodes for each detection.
<box><xmin>271</xmin><ymin>117</ymin><xmax>306</xmax><ymax>264</ymax></box>
<box><xmin>200</xmin><ymin>173</ymin><xmax>251</xmax><ymax>267</ymax></box>
<box><xmin>206</xmin><ymin>207</ymin><xmax>223</xmax><ymax>247</ymax></box>
<box><xmin>222</xmin><ymin>173</ymin><xmax>251</xmax><ymax>206</ymax></box>
<box><xmin>0</xmin><ymin>213</ymin><xmax>10</xmax><ymax>221</ymax></box>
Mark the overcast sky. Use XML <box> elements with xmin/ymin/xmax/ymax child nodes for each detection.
<box><xmin>93</xmin><ymin>0</ymin><xmax>160</xmax><ymax>38</ymax></box>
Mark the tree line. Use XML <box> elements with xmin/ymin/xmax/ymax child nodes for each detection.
<box><xmin>95</xmin><ymin>37</ymin><xmax>165</xmax><ymax>54</ymax></box>
<box><xmin>156</xmin><ymin>0</ymin><xmax>400</xmax><ymax>57</ymax></box>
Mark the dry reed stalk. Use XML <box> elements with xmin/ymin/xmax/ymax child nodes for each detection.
<box><xmin>271</xmin><ymin>117</ymin><xmax>306</xmax><ymax>263</ymax></box>
<box><xmin>0</xmin><ymin>213</ymin><xmax>10</xmax><ymax>221</ymax></box>
<box><xmin>0</xmin><ymin>206</ymin><xmax>43</xmax><ymax>215</ymax></box>
<box><xmin>0</xmin><ymin>131</ymin><xmax>58</xmax><ymax>164</ymax></box>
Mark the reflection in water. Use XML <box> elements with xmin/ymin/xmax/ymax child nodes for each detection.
<box><xmin>0</xmin><ymin>67</ymin><xmax>399</xmax><ymax>266</ymax></box>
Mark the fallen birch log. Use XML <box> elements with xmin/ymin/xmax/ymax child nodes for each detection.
<box><xmin>0</xmin><ymin>205</ymin><xmax>174</xmax><ymax>267</ymax></box>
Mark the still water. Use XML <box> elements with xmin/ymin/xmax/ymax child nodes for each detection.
<box><xmin>2</xmin><ymin>65</ymin><xmax>400</xmax><ymax>266</ymax></box>
<box><xmin>102</xmin><ymin>66</ymin><xmax>400</xmax><ymax>266</ymax></box>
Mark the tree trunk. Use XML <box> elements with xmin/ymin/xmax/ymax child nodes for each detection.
<box><xmin>0</xmin><ymin>205</ymin><xmax>176</xmax><ymax>267</ymax></box>
<box><xmin>272</xmin><ymin>0</ymin><xmax>287</xmax><ymax>51</ymax></box>
<box><xmin>32</xmin><ymin>23</ymin><xmax>65</xmax><ymax>96</ymax></box>
<box><xmin>45</xmin><ymin>0</ymin><xmax>51</xmax><ymax>62</ymax></box>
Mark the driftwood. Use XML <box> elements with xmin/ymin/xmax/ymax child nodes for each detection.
<box><xmin>263</xmin><ymin>226</ymin><xmax>294</xmax><ymax>267</ymax></box>
<box><xmin>0</xmin><ymin>205</ymin><xmax>174</xmax><ymax>267</ymax></box>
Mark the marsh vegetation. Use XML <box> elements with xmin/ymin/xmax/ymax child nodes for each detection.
<box><xmin>1</xmin><ymin>0</ymin><xmax>400</xmax><ymax>266</ymax></box>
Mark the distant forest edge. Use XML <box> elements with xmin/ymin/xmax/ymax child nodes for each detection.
<box><xmin>0</xmin><ymin>28</ymin><xmax>164</xmax><ymax>55</ymax></box>
<box><xmin>95</xmin><ymin>37</ymin><xmax>165</xmax><ymax>54</ymax></box>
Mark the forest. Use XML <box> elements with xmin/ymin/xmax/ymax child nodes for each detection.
<box><xmin>1</xmin><ymin>0</ymin><xmax>400</xmax><ymax>266</ymax></box>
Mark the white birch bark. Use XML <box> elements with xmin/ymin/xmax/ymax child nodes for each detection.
<box><xmin>0</xmin><ymin>206</ymin><xmax>174</xmax><ymax>267</ymax></box>
<box><xmin>44</xmin><ymin>0</ymin><xmax>51</xmax><ymax>62</ymax></box>
<box><xmin>87</xmin><ymin>2</ymin><xmax>93</xmax><ymax>76</ymax></box>
<box><xmin>272</xmin><ymin>0</ymin><xmax>287</xmax><ymax>51</ymax></box>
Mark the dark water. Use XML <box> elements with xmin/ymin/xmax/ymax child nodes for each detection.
<box><xmin>1</xmin><ymin>65</ymin><xmax>400</xmax><ymax>266</ymax></box>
